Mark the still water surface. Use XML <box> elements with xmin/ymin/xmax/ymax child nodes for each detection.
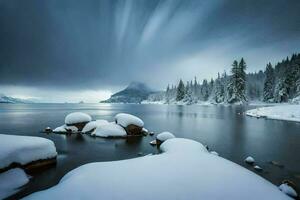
<box><xmin>0</xmin><ymin>103</ymin><xmax>299</xmax><ymax>199</ymax></box>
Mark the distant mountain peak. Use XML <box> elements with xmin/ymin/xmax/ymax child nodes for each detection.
<box><xmin>101</xmin><ymin>82</ymin><xmax>156</xmax><ymax>103</ymax></box>
<box><xmin>126</xmin><ymin>82</ymin><xmax>153</xmax><ymax>92</ymax></box>
<box><xmin>0</xmin><ymin>94</ymin><xmax>34</xmax><ymax>104</ymax></box>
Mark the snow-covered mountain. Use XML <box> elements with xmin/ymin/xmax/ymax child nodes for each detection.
<box><xmin>0</xmin><ymin>94</ymin><xmax>34</xmax><ymax>104</ymax></box>
<box><xmin>101</xmin><ymin>82</ymin><xmax>158</xmax><ymax>103</ymax></box>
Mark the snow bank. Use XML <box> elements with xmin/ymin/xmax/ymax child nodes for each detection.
<box><xmin>91</xmin><ymin>123</ymin><xmax>127</xmax><ymax>137</ymax></box>
<box><xmin>115</xmin><ymin>113</ymin><xmax>144</xmax><ymax>127</ymax></box>
<box><xmin>65</xmin><ymin>112</ymin><xmax>92</xmax><ymax>125</ymax></box>
<box><xmin>24</xmin><ymin>138</ymin><xmax>289</xmax><ymax>200</ymax></box>
<box><xmin>156</xmin><ymin>132</ymin><xmax>175</xmax><ymax>142</ymax></box>
<box><xmin>0</xmin><ymin>168</ymin><xmax>29</xmax><ymax>199</ymax></box>
<box><xmin>82</xmin><ymin>120</ymin><xmax>109</xmax><ymax>133</ymax></box>
<box><xmin>246</xmin><ymin>105</ymin><xmax>300</xmax><ymax>122</ymax></box>
<box><xmin>0</xmin><ymin>134</ymin><xmax>57</xmax><ymax>169</ymax></box>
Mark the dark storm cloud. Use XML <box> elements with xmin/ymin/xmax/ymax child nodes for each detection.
<box><xmin>0</xmin><ymin>0</ymin><xmax>299</xmax><ymax>90</ymax></box>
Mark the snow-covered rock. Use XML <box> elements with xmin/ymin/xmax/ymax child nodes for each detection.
<box><xmin>115</xmin><ymin>113</ymin><xmax>144</xmax><ymax>135</ymax></box>
<box><xmin>91</xmin><ymin>123</ymin><xmax>127</xmax><ymax>138</ymax></box>
<box><xmin>0</xmin><ymin>134</ymin><xmax>57</xmax><ymax>169</ymax></box>
<box><xmin>53</xmin><ymin>125</ymin><xmax>67</xmax><ymax>133</ymax></box>
<box><xmin>82</xmin><ymin>120</ymin><xmax>109</xmax><ymax>134</ymax></box>
<box><xmin>245</xmin><ymin>156</ymin><xmax>255</xmax><ymax>164</ymax></box>
<box><xmin>53</xmin><ymin>125</ymin><xmax>78</xmax><ymax>133</ymax></box>
<box><xmin>246</xmin><ymin>105</ymin><xmax>300</xmax><ymax>122</ymax></box>
<box><xmin>44</xmin><ymin>127</ymin><xmax>52</xmax><ymax>133</ymax></box>
<box><xmin>115</xmin><ymin>113</ymin><xmax>144</xmax><ymax>127</ymax></box>
<box><xmin>65</xmin><ymin>112</ymin><xmax>92</xmax><ymax>130</ymax></box>
<box><xmin>149</xmin><ymin>140</ymin><xmax>157</xmax><ymax>145</ymax></box>
<box><xmin>24</xmin><ymin>138</ymin><xmax>289</xmax><ymax>200</ymax></box>
<box><xmin>156</xmin><ymin>132</ymin><xmax>175</xmax><ymax>146</ymax></box>
<box><xmin>0</xmin><ymin>168</ymin><xmax>30</xmax><ymax>199</ymax></box>
<box><xmin>254</xmin><ymin>165</ymin><xmax>263</xmax><ymax>171</ymax></box>
<box><xmin>278</xmin><ymin>183</ymin><xmax>298</xmax><ymax>198</ymax></box>
<box><xmin>64</xmin><ymin>125</ymin><xmax>78</xmax><ymax>133</ymax></box>
<box><xmin>65</xmin><ymin>112</ymin><xmax>92</xmax><ymax>125</ymax></box>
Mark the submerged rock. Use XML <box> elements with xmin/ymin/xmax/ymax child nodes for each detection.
<box><xmin>149</xmin><ymin>132</ymin><xmax>154</xmax><ymax>136</ymax></box>
<box><xmin>44</xmin><ymin>127</ymin><xmax>52</xmax><ymax>133</ymax></box>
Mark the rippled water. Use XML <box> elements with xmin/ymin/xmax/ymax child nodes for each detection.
<box><xmin>0</xmin><ymin>103</ymin><xmax>299</xmax><ymax>199</ymax></box>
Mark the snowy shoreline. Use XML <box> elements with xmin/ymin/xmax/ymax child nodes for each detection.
<box><xmin>24</xmin><ymin>138</ymin><xmax>291</xmax><ymax>200</ymax></box>
<box><xmin>246</xmin><ymin>104</ymin><xmax>300</xmax><ymax>123</ymax></box>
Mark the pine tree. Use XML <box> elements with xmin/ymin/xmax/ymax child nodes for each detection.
<box><xmin>227</xmin><ymin>58</ymin><xmax>247</xmax><ymax>103</ymax></box>
<box><xmin>263</xmin><ymin>63</ymin><xmax>275</xmax><ymax>102</ymax></box>
<box><xmin>201</xmin><ymin>79</ymin><xmax>209</xmax><ymax>101</ymax></box>
<box><xmin>176</xmin><ymin>79</ymin><xmax>185</xmax><ymax>101</ymax></box>
<box><xmin>166</xmin><ymin>84</ymin><xmax>170</xmax><ymax>103</ymax></box>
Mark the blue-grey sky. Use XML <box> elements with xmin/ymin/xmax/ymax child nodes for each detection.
<box><xmin>0</xmin><ymin>0</ymin><xmax>299</xmax><ymax>102</ymax></box>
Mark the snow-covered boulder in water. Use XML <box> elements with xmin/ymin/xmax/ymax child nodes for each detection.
<box><xmin>245</xmin><ymin>156</ymin><xmax>255</xmax><ymax>164</ymax></box>
<box><xmin>24</xmin><ymin>138</ymin><xmax>289</xmax><ymax>200</ymax></box>
<box><xmin>65</xmin><ymin>112</ymin><xmax>92</xmax><ymax>131</ymax></box>
<box><xmin>53</xmin><ymin>125</ymin><xmax>78</xmax><ymax>134</ymax></box>
<box><xmin>82</xmin><ymin>120</ymin><xmax>109</xmax><ymax>134</ymax></box>
<box><xmin>156</xmin><ymin>132</ymin><xmax>175</xmax><ymax>146</ymax></box>
<box><xmin>0</xmin><ymin>134</ymin><xmax>57</xmax><ymax>171</ymax></box>
<box><xmin>91</xmin><ymin>123</ymin><xmax>127</xmax><ymax>138</ymax></box>
<box><xmin>279</xmin><ymin>183</ymin><xmax>298</xmax><ymax>198</ymax></box>
<box><xmin>115</xmin><ymin>113</ymin><xmax>144</xmax><ymax>135</ymax></box>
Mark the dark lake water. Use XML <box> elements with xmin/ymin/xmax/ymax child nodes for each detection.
<box><xmin>1</xmin><ymin>103</ymin><xmax>299</xmax><ymax>199</ymax></box>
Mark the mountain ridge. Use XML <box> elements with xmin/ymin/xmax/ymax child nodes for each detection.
<box><xmin>100</xmin><ymin>82</ymin><xmax>157</xmax><ymax>103</ymax></box>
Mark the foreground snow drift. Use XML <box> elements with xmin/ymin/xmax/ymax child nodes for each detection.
<box><xmin>246</xmin><ymin>105</ymin><xmax>300</xmax><ymax>122</ymax></box>
<box><xmin>0</xmin><ymin>168</ymin><xmax>29</xmax><ymax>199</ymax></box>
<box><xmin>24</xmin><ymin>138</ymin><xmax>290</xmax><ymax>200</ymax></box>
<box><xmin>0</xmin><ymin>134</ymin><xmax>57</xmax><ymax>169</ymax></box>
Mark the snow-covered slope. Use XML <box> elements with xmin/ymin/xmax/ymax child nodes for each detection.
<box><xmin>101</xmin><ymin>82</ymin><xmax>157</xmax><ymax>104</ymax></box>
<box><xmin>24</xmin><ymin>138</ymin><xmax>290</xmax><ymax>200</ymax></box>
<box><xmin>0</xmin><ymin>94</ymin><xmax>33</xmax><ymax>104</ymax></box>
<box><xmin>246</xmin><ymin>105</ymin><xmax>300</xmax><ymax>122</ymax></box>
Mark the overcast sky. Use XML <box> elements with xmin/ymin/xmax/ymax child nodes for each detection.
<box><xmin>0</xmin><ymin>0</ymin><xmax>299</xmax><ymax>102</ymax></box>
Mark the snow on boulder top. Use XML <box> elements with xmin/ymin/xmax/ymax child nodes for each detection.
<box><xmin>82</xmin><ymin>120</ymin><xmax>109</xmax><ymax>133</ymax></box>
<box><xmin>91</xmin><ymin>123</ymin><xmax>127</xmax><ymax>137</ymax></box>
<box><xmin>53</xmin><ymin>125</ymin><xmax>67</xmax><ymax>133</ymax></box>
<box><xmin>115</xmin><ymin>113</ymin><xmax>144</xmax><ymax>127</ymax></box>
<box><xmin>156</xmin><ymin>132</ymin><xmax>175</xmax><ymax>142</ymax></box>
<box><xmin>245</xmin><ymin>156</ymin><xmax>255</xmax><ymax>164</ymax></box>
<box><xmin>0</xmin><ymin>134</ymin><xmax>57</xmax><ymax>169</ymax></box>
<box><xmin>65</xmin><ymin>112</ymin><xmax>92</xmax><ymax>125</ymax></box>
